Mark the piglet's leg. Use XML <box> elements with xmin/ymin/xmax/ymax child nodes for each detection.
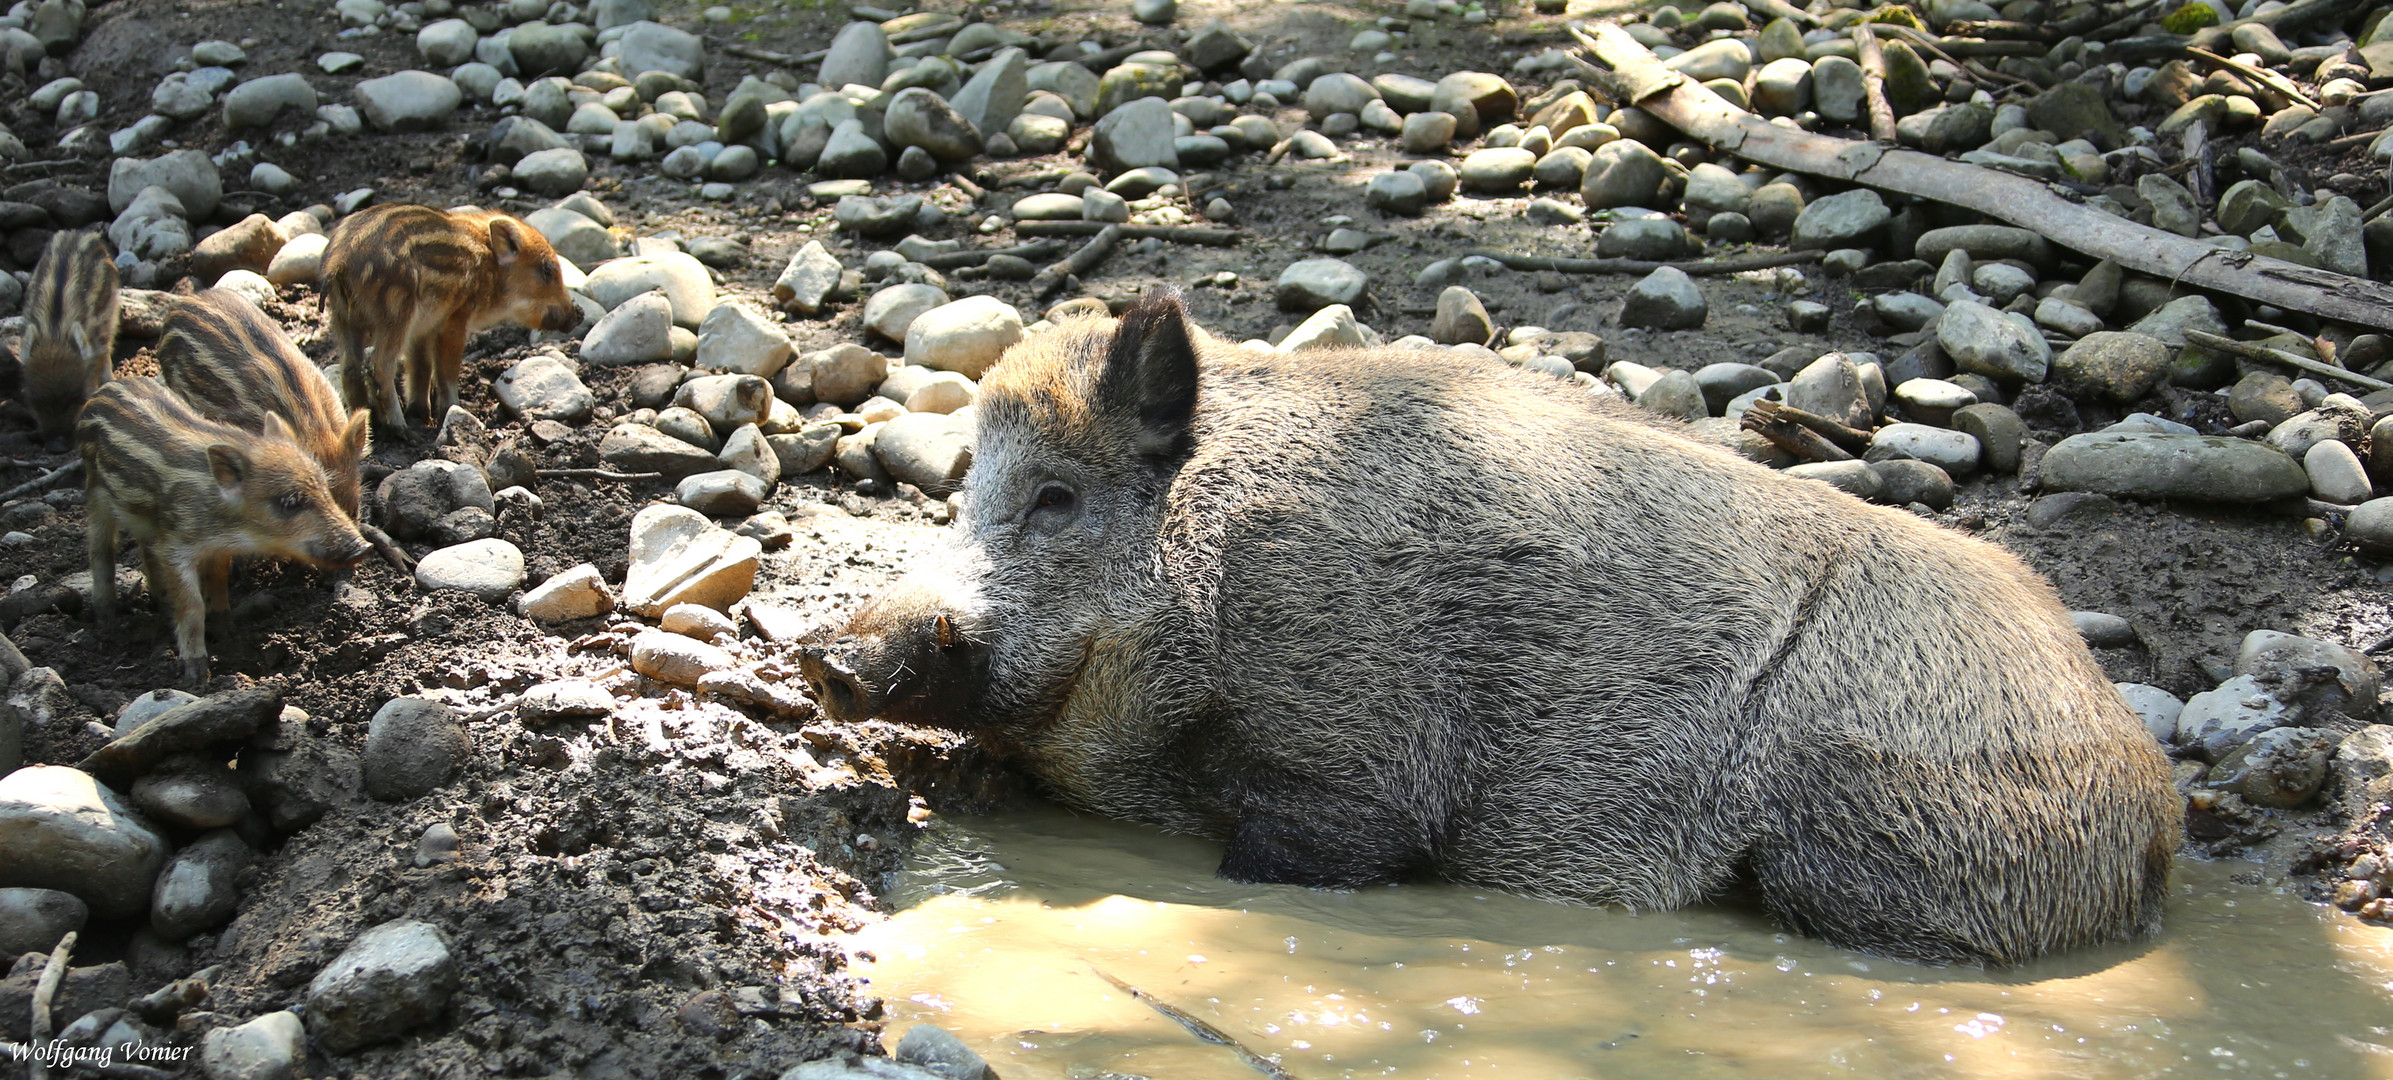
<box><xmin>157</xmin><ymin>548</ymin><xmax>213</xmax><ymax>686</ymax></box>
<box><xmin>432</xmin><ymin>314</ymin><xmax>472</xmax><ymax>422</ymax></box>
<box><xmin>84</xmin><ymin>492</ymin><xmax>118</xmax><ymax>620</ymax></box>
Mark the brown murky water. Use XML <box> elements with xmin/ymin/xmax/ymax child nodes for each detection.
<box><xmin>852</xmin><ymin>805</ymin><xmax>2393</xmax><ymax>1080</ymax></box>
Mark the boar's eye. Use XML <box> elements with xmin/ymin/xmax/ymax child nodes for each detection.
<box><xmin>275</xmin><ymin>492</ymin><xmax>310</xmax><ymax>516</ymax></box>
<box><xmin>1026</xmin><ymin>482</ymin><xmax>1078</xmax><ymax>531</ymax></box>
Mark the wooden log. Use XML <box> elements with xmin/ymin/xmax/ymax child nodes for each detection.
<box><xmin>919</xmin><ymin>237</ymin><xmax>1065</xmax><ymax>269</ymax></box>
<box><xmin>2184</xmin><ymin>331</ymin><xmax>2393</xmax><ymax>392</ymax></box>
<box><xmin>1752</xmin><ymin>399</ymin><xmax>1874</xmax><ymax>453</ymax></box>
<box><xmin>1013</xmin><ymin>220</ymin><xmax>1242</xmax><ymax>246</ymax></box>
<box><xmin>1569</xmin><ymin>21</ymin><xmax>2393</xmax><ymax>335</ymax></box>
<box><xmin>1031</xmin><ymin>225</ymin><xmax>1120</xmax><ymax>298</ymax></box>
<box><xmin>1851</xmin><ymin>25</ymin><xmax>1899</xmax><ymax>144</ymax></box>
<box><xmin>1462</xmin><ymin>249</ymin><xmax>1822</xmax><ymax>275</ymax></box>
<box><xmin>28</xmin><ymin>931</ymin><xmax>74</xmax><ymax>1080</ymax></box>
<box><xmin>1741</xmin><ymin>402</ymin><xmax>1856</xmax><ymax>463</ymax></box>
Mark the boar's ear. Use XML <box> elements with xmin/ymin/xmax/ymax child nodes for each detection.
<box><xmin>487</xmin><ymin>219</ymin><xmax>525</xmax><ymax>267</ymax></box>
<box><xmin>341</xmin><ymin>409</ymin><xmax>371</xmax><ymax>458</ymax></box>
<box><xmin>261</xmin><ymin>412</ymin><xmax>301</xmax><ymax>448</ymax></box>
<box><xmin>206</xmin><ymin>443</ymin><xmax>250</xmax><ymax>496</ymax></box>
<box><xmin>1096</xmin><ymin>289</ymin><xmax>1199</xmax><ymax>464</ymax></box>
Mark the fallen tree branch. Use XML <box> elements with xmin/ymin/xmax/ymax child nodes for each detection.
<box><xmin>719</xmin><ymin>42</ymin><xmax>797</xmax><ymax>64</ymax></box>
<box><xmin>2184</xmin><ymin>330</ymin><xmax>2393</xmax><ymax>392</ymax></box>
<box><xmin>918</xmin><ymin>237</ymin><xmax>1063</xmax><ymax>270</ymax></box>
<box><xmin>1089</xmin><ymin>966</ymin><xmax>1294</xmax><ymax>1080</ymax></box>
<box><xmin>1569</xmin><ymin>20</ymin><xmax>2393</xmax><ymax>334</ymax></box>
<box><xmin>1740</xmin><ymin>401</ymin><xmax>1855</xmax><ymax>463</ymax></box>
<box><xmin>1874</xmin><ymin>25</ymin><xmax>2040</xmax><ymax>89</ymax></box>
<box><xmin>1031</xmin><ymin>225</ymin><xmax>1120</xmax><ymax>298</ymax></box>
<box><xmin>361</xmin><ymin>523</ymin><xmax>414</xmax><ymax>575</ymax></box>
<box><xmin>1852</xmin><ymin>25</ymin><xmax>1899</xmax><ymax>144</ymax></box>
<box><xmin>29</xmin><ymin>930</ymin><xmax>74</xmax><ymax>1080</ymax></box>
<box><xmin>1750</xmin><ymin>399</ymin><xmax>1873</xmax><ymax>452</ymax></box>
<box><xmin>1013</xmin><ymin>220</ymin><xmax>1241</xmax><ymax>246</ymax></box>
<box><xmin>946</xmin><ymin>171</ymin><xmax>987</xmax><ymax>202</ymax></box>
<box><xmin>3</xmin><ymin>159</ymin><xmax>74</xmax><ymax>173</ymax></box>
<box><xmin>1463</xmin><ymin>249</ymin><xmax>1821</xmax><ymax>275</ymax></box>
<box><xmin>539</xmin><ymin>468</ymin><xmax>664</xmax><ymax>481</ymax></box>
<box><xmin>0</xmin><ymin>460</ymin><xmax>79</xmax><ymax>503</ymax></box>
<box><xmin>2185</xmin><ymin>47</ymin><xmax>2320</xmax><ymax>113</ymax></box>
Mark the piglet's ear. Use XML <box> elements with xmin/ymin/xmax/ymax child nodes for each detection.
<box><xmin>487</xmin><ymin>219</ymin><xmax>524</xmax><ymax>266</ymax></box>
<box><xmin>1096</xmin><ymin>288</ymin><xmax>1199</xmax><ymax>465</ymax></box>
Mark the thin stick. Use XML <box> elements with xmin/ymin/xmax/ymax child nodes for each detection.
<box><xmin>361</xmin><ymin>522</ymin><xmax>414</xmax><ymax>574</ymax></box>
<box><xmin>1032</xmin><ymin>225</ymin><xmax>1120</xmax><ymax>299</ymax></box>
<box><xmin>1852</xmin><ymin>25</ymin><xmax>1899</xmax><ymax>144</ymax></box>
<box><xmin>29</xmin><ymin>930</ymin><xmax>75</xmax><ymax>1080</ymax></box>
<box><xmin>2</xmin><ymin>159</ymin><xmax>74</xmax><ymax>173</ymax></box>
<box><xmin>0</xmin><ymin>460</ymin><xmax>79</xmax><ymax>503</ymax></box>
<box><xmin>1753</xmin><ymin>399</ymin><xmax>1873</xmax><ymax>452</ymax></box>
<box><xmin>1463</xmin><ymin>249</ymin><xmax>1821</xmax><ymax>275</ymax></box>
<box><xmin>1089</xmin><ymin>966</ymin><xmax>1295</xmax><ymax>1080</ymax></box>
<box><xmin>1741</xmin><ymin>400</ymin><xmax>1858</xmax><ymax>462</ymax></box>
<box><xmin>919</xmin><ymin>238</ymin><xmax>1064</xmax><ymax>270</ymax></box>
<box><xmin>946</xmin><ymin>172</ymin><xmax>988</xmax><ymax>201</ymax></box>
<box><xmin>1013</xmin><ymin>221</ymin><xmax>1242</xmax><ymax>246</ymax></box>
<box><xmin>2184</xmin><ymin>330</ymin><xmax>2393</xmax><ymax>392</ymax></box>
<box><xmin>2184</xmin><ymin>47</ymin><xmax>2321</xmax><ymax>113</ymax></box>
<box><xmin>719</xmin><ymin>42</ymin><xmax>797</xmax><ymax>64</ymax></box>
<box><xmin>538</xmin><ymin>468</ymin><xmax>664</xmax><ymax>481</ymax></box>
<box><xmin>1875</xmin><ymin>25</ymin><xmax>2039</xmax><ymax>90</ymax></box>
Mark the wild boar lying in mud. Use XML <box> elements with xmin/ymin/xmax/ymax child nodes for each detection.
<box><xmin>801</xmin><ymin>292</ymin><xmax>2181</xmax><ymax>966</ymax></box>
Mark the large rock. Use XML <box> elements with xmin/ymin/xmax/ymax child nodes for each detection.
<box><xmin>904</xmin><ymin>296</ymin><xmax>1022</xmax><ymax>378</ymax></box>
<box><xmin>673</xmin><ymin>373</ymin><xmax>774</xmax><ymax>432</ymax></box>
<box><xmin>223</xmin><ymin>73</ymin><xmax>318</xmax><ymax>129</ymax></box>
<box><xmin>1090</xmin><ymin>97</ymin><xmax>1179</xmax><ymax>172</ymax></box>
<box><xmin>495</xmin><ymin>353</ymin><xmax>595</xmax><ymax>423</ymax></box>
<box><xmin>819</xmin><ymin>20</ymin><xmax>890</xmax><ymax>89</ymax></box>
<box><xmin>580</xmin><ymin>289</ymin><xmax>675</xmax><ymax>366</ymax></box>
<box><xmin>1791</xmin><ymin>189</ymin><xmax>1889</xmax><ymax>250</ymax></box>
<box><xmin>621</xmin><ymin>504</ymin><xmax>761</xmax><ymax>616</ymax></box>
<box><xmin>354</xmin><ymin>70</ymin><xmax>463</xmax><ymax>132</ymax></box>
<box><xmin>2039</xmin><ymin>432</ymin><xmax>2309</xmax><ymax>503</ymax></box>
<box><xmin>872</xmin><ymin>411</ymin><xmax>974</xmax><ymax>496</ymax></box>
<box><xmin>617</xmin><ymin>21</ymin><xmax>704</xmax><ymax>80</ymax></box>
<box><xmin>191</xmin><ymin>213</ymin><xmax>289</xmax><ymax>282</ymax></box>
<box><xmin>696</xmin><ymin>303</ymin><xmax>793</xmax><ymax>377</ymax></box>
<box><xmin>863</xmin><ymin>283</ymin><xmax>950</xmax><ymax>343</ymax></box>
<box><xmin>951</xmin><ymin>47</ymin><xmax>1030</xmax><ymax>141</ymax></box>
<box><xmin>2235</xmin><ymin>629</ymin><xmax>2380</xmax><ymax>722</ymax></box>
<box><xmin>518</xmin><ymin>564</ymin><xmax>615</xmax><ymax>623</ymax></box>
<box><xmin>1618</xmin><ymin>266</ymin><xmax>1707</xmax><ymax>330</ymax></box>
<box><xmin>200</xmin><ymin>1011</ymin><xmax>306</xmax><ymax>1080</ymax></box>
<box><xmin>0</xmin><ymin>887</ymin><xmax>85</xmax><ymax>956</ymax></box>
<box><xmin>150</xmin><ymin>828</ymin><xmax>251</xmax><ymax>941</ymax></box>
<box><xmin>583</xmin><ymin>252</ymin><xmax>715</xmax><ymax>326</ymax></box>
<box><xmin>508</xmin><ymin>21</ymin><xmax>589</xmax><ymax>77</ymax></box>
<box><xmin>772</xmin><ymin>240</ymin><xmax>844</xmax><ymax>315</ymax></box>
<box><xmin>600</xmin><ymin>423</ymin><xmax>718</xmax><ymax>477</ymax></box>
<box><xmin>81</xmin><ymin>686</ymin><xmax>280</xmax><ymax>781</ymax></box>
<box><xmin>1578</xmin><ymin>138</ymin><xmax>1667</xmax><ymax>209</ymax></box>
<box><xmin>414</xmin><ymin>538</ymin><xmax>526</xmax><ymax>600</ymax></box>
<box><xmin>512</xmin><ymin>147</ymin><xmax>588</xmax><ymax>197</ymax></box>
<box><xmin>1936</xmin><ymin>300</ymin><xmax>2050</xmax><ymax>383</ymax></box>
<box><xmin>885</xmin><ymin>87</ymin><xmax>982</xmax><ymax>164</ymax></box>
<box><xmin>107</xmin><ymin>150</ymin><xmax>221</xmax><ymax>218</ymax></box>
<box><xmin>523</xmin><ymin>206</ymin><xmax>616</xmax><ymax>266</ymax></box>
<box><xmin>1275</xmin><ymin>258</ymin><xmax>1367</xmax><ymax>311</ymax></box>
<box><xmin>2053</xmin><ymin>332</ymin><xmax>2169</xmax><ymax>403</ymax></box>
<box><xmin>0</xmin><ymin>766</ymin><xmax>169</xmax><ymax>920</ymax></box>
<box><xmin>304</xmin><ymin>920</ymin><xmax>460</xmax><ymax>1054</ymax></box>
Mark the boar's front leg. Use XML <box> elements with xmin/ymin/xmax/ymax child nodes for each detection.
<box><xmin>1217</xmin><ymin>810</ymin><xmax>1423</xmax><ymax>890</ymax></box>
<box><xmin>429</xmin><ymin>314</ymin><xmax>472</xmax><ymax>423</ymax></box>
<box><xmin>155</xmin><ymin>546</ymin><xmax>212</xmax><ymax>685</ymax></box>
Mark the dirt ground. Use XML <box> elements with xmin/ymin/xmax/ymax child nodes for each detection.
<box><xmin>1</xmin><ymin>0</ymin><xmax>2390</xmax><ymax>1075</ymax></box>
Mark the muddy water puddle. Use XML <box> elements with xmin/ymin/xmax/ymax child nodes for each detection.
<box><xmin>852</xmin><ymin>805</ymin><xmax>2393</xmax><ymax>1079</ymax></box>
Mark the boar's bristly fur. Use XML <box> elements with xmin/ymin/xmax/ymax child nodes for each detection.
<box><xmin>79</xmin><ymin>377</ymin><xmax>370</xmax><ymax>685</ymax></box>
<box><xmin>807</xmin><ymin>291</ymin><xmax>2182</xmax><ymax>967</ymax></box>
<box><xmin>159</xmin><ymin>288</ymin><xmax>372</xmax><ymax>522</ymax></box>
<box><xmin>22</xmin><ymin>230</ymin><xmax>119</xmax><ymax>442</ymax></box>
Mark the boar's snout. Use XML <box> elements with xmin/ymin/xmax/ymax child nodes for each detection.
<box><xmin>800</xmin><ymin>598</ymin><xmax>990</xmax><ymax>728</ymax></box>
<box><xmin>541</xmin><ymin>302</ymin><xmax>581</xmax><ymax>333</ymax></box>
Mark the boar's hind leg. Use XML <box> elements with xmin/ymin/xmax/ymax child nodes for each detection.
<box><xmin>84</xmin><ymin>493</ymin><xmax>119</xmax><ymax>619</ymax></box>
<box><xmin>1218</xmin><ymin>815</ymin><xmax>1421</xmax><ymax>890</ymax></box>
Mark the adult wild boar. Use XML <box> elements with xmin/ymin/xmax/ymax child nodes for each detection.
<box><xmin>801</xmin><ymin>292</ymin><xmax>2180</xmax><ymax>966</ymax></box>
